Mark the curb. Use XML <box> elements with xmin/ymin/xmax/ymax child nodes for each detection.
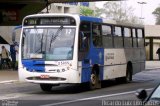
<box><xmin>145</xmin><ymin>67</ymin><xmax>160</xmax><ymax>71</ymax></box>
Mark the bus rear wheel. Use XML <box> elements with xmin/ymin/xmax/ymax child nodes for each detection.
<box><xmin>40</xmin><ymin>84</ymin><xmax>53</xmax><ymax>92</ymax></box>
<box><xmin>121</xmin><ymin>68</ymin><xmax>132</xmax><ymax>83</ymax></box>
<box><xmin>125</xmin><ymin>63</ymin><xmax>133</xmax><ymax>82</ymax></box>
<box><xmin>116</xmin><ymin>63</ymin><xmax>132</xmax><ymax>83</ymax></box>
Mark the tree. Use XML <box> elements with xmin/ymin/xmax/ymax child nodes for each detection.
<box><xmin>94</xmin><ymin>7</ymin><xmax>104</xmax><ymax>17</ymax></box>
<box><xmin>80</xmin><ymin>6</ymin><xmax>103</xmax><ymax>17</ymax></box>
<box><xmin>80</xmin><ymin>6</ymin><xmax>94</xmax><ymax>16</ymax></box>
<box><xmin>152</xmin><ymin>7</ymin><xmax>160</xmax><ymax>25</ymax></box>
<box><xmin>96</xmin><ymin>1</ymin><xmax>142</xmax><ymax>24</ymax></box>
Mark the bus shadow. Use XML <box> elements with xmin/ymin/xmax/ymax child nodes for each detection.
<box><xmin>39</xmin><ymin>83</ymin><xmax>91</xmax><ymax>94</ymax></box>
<box><xmin>101</xmin><ymin>79</ymin><xmax>132</xmax><ymax>88</ymax></box>
<box><xmin>39</xmin><ymin>80</ymin><xmax>131</xmax><ymax>94</ymax></box>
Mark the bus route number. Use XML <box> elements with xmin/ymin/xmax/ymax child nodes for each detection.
<box><xmin>58</xmin><ymin>61</ymin><xmax>70</xmax><ymax>66</ymax></box>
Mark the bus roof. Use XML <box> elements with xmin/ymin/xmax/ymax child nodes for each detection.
<box><xmin>23</xmin><ymin>14</ymin><xmax>144</xmax><ymax>28</ymax></box>
<box><xmin>102</xmin><ymin>19</ymin><xmax>144</xmax><ymax>28</ymax></box>
<box><xmin>80</xmin><ymin>16</ymin><xmax>102</xmax><ymax>23</ymax></box>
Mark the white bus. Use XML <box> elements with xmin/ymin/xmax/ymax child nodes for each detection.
<box><xmin>18</xmin><ymin>14</ymin><xmax>145</xmax><ymax>91</ymax></box>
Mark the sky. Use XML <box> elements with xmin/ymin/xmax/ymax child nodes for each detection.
<box><xmin>95</xmin><ymin>0</ymin><xmax>160</xmax><ymax>25</ymax></box>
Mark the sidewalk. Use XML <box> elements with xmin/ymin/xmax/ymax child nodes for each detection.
<box><xmin>145</xmin><ymin>61</ymin><xmax>160</xmax><ymax>70</ymax></box>
<box><xmin>0</xmin><ymin>61</ymin><xmax>160</xmax><ymax>83</ymax></box>
<box><xmin>0</xmin><ymin>70</ymin><xmax>18</xmax><ymax>84</ymax></box>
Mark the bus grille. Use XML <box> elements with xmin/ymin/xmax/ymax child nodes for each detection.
<box><xmin>27</xmin><ymin>77</ymin><xmax>66</xmax><ymax>81</ymax></box>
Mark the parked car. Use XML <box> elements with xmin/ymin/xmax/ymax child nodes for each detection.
<box><xmin>136</xmin><ymin>84</ymin><xmax>160</xmax><ymax>106</ymax></box>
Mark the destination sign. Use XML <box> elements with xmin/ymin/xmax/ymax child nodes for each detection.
<box><xmin>24</xmin><ymin>17</ymin><xmax>76</xmax><ymax>26</ymax></box>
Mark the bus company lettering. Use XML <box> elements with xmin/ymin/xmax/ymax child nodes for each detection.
<box><xmin>58</xmin><ymin>61</ymin><xmax>70</xmax><ymax>66</ymax></box>
<box><xmin>105</xmin><ymin>53</ymin><xmax>114</xmax><ymax>61</ymax></box>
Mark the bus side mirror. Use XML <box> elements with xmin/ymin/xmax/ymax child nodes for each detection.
<box><xmin>135</xmin><ymin>89</ymin><xmax>148</xmax><ymax>101</ymax></box>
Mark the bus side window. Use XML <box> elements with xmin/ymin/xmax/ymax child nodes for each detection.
<box><xmin>114</xmin><ymin>26</ymin><xmax>123</xmax><ymax>48</ymax></box>
<box><xmin>137</xmin><ymin>29</ymin><xmax>144</xmax><ymax>47</ymax></box>
<box><xmin>124</xmin><ymin>27</ymin><xmax>132</xmax><ymax>48</ymax></box>
<box><xmin>78</xmin><ymin>22</ymin><xmax>90</xmax><ymax>61</ymax></box>
<box><xmin>92</xmin><ymin>24</ymin><xmax>102</xmax><ymax>47</ymax></box>
<box><xmin>132</xmin><ymin>28</ymin><xmax>137</xmax><ymax>47</ymax></box>
<box><xmin>79</xmin><ymin>32</ymin><xmax>89</xmax><ymax>51</ymax></box>
<box><xmin>102</xmin><ymin>25</ymin><xmax>113</xmax><ymax>48</ymax></box>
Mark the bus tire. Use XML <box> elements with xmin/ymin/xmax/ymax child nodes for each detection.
<box><xmin>89</xmin><ymin>66</ymin><xmax>101</xmax><ymax>90</ymax></box>
<box><xmin>125</xmin><ymin>63</ymin><xmax>133</xmax><ymax>82</ymax></box>
<box><xmin>122</xmin><ymin>63</ymin><xmax>133</xmax><ymax>83</ymax></box>
<box><xmin>40</xmin><ymin>84</ymin><xmax>52</xmax><ymax>92</ymax></box>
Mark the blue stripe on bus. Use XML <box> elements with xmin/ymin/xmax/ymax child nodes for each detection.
<box><xmin>22</xmin><ymin>60</ymin><xmax>45</xmax><ymax>72</ymax></box>
<box><xmin>80</xmin><ymin>16</ymin><xmax>102</xmax><ymax>23</ymax></box>
<box><xmin>81</xmin><ymin>48</ymin><xmax>104</xmax><ymax>83</ymax></box>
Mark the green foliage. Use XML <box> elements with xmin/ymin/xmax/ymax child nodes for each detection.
<box><xmin>152</xmin><ymin>7</ymin><xmax>160</xmax><ymax>25</ymax></box>
<box><xmin>94</xmin><ymin>8</ymin><xmax>104</xmax><ymax>17</ymax></box>
<box><xmin>80</xmin><ymin>6</ymin><xmax>103</xmax><ymax>17</ymax></box>
<box><xmin>80</xmin><ymin>6</ymin><xmax>94</xmax><ymax>16</ymax></box>
<box><xmin>80</xmin><ymin>2</ymin><xmax>142</xmax><ymax>25</ymax></box>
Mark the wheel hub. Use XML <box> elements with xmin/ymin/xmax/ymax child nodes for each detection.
<box><xmin>91</xmin><ymin>74</ymin><xmax>96</xmax><ymax>85</ymax></box>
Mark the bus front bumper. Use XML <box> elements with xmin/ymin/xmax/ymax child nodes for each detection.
<box><xmin>18</xmin><ymin>67</ymin><xmax>81</xmax><ymax>84</ymax></box>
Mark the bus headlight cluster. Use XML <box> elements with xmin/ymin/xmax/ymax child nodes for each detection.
<box><xmin>50</xmin><ymin>69</ymin><xmax>66</xmax><ymax>73</ymax></box>
<box><xmin>57</xmin><ymin>69</ymin><xmax>66</xmax><ymax>73</ymax></box>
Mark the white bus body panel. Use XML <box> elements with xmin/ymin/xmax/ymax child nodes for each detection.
<box><xmin>104</xmin><ymin>49</ymin><xmax>127</xmax><ymax>80</ymax></box>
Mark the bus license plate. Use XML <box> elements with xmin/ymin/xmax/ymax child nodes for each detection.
<box><xmin>40</xmin><ymin>75</ymin><xmax>50</xmax><ymax>79</ymax></box>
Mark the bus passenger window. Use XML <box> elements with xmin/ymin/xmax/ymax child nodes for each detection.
<box><xmin>124</xmin><ymin>28</ymin><xmax>132</xmax><ymax>48</ymax></box>
<box><xmin>114</xmin><ymin>26</ymin><xmax>123</xmax><ymax>48</ymax></box>
<box><xmin>102</xmin><ymin>25</ymin><xmax>112</xmax><ymax>36</ymax></box>
<box><xmin>132</xmin><ymin>29</ymin><xmax>137</xmax><ymax>47</ymax></box>
<box><xmin>137</xmin><ymin>29</ymin><xmax>144</xmax><ymax>47</ymax></box>
<box><xmin>124</xmin><ymin>28</ymin><xmax>131</xmax><ymax>37</ymax></box>
<box><xmin>92</xmin><ymin>24</ymin><xmax>102</xmax><ymax>47</ymax></box>
<box><xmin>102</xmin><ymin>25</ymin><xmax>113</xmax><ymax>48</ymax></box>
<box><xmin>114</xmin><ymin>26</ymin><xmax>122</xmax><ymax>37</ymax></box>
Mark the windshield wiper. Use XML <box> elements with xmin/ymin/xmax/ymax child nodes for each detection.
<box><xmin>49</xmin><ymin>26</ymin><xmax>63</xmax><ymax>51</ymax></box>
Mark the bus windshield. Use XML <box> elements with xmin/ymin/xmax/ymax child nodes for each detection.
<box><xmin>22</xmin><ymin>27</ymin><xmax>75</xmax><ymax>61</ymax></box>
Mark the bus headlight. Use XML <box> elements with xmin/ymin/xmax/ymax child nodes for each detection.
<box><xmin>57</xmin><ymin>69</ymin><xmax>60</xmax><ymax>73</ymax></box>
<box><xmin>67</xmin><ymin>67</ymin><xmax>70</xmax><ymax>70</ymax></box>
<box><xmin>62</xmin><ymin>69</ymin><xmax>65</xmax><ymax>72</ymax></box>
<box><xmin>49</xmin><ymin>69</ymin><xmax>67</xmax><ymax>73</ymax></box>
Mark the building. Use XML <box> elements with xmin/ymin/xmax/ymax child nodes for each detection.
<box><xmin>145</xmin><ymin>25</ymin><xmax>160</xmax><ymax>60</ymax></box>
<box><xmin>42</xmin><ymin>2</ymin><xmax>96</xmax><ymax>14</ymax></box>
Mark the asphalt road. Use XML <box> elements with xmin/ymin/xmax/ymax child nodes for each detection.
<box><xmin>0</xmin><ymin>69</ymin><xmax>160</xmax><ymax>106</ymax></box>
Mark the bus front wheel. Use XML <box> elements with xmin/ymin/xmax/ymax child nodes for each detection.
<box><xmin>40</xmin><ymin>84</ymin><xmax>52</xmax><ymax>92</ymax></box>
<box><xmin>90</xmin><ymin>68</ymin><xmax>101</xmax><ymax>90</ymax></box>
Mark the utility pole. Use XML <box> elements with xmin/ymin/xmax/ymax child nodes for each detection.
<box><xmin>137</xmin><ymin>2</ymin><xmax>147</xmax><ymax>20</ymax></box>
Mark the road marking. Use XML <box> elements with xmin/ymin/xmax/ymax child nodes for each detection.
<box><xmin>41</xmin><ymin>88</ymin><xmax>153</xmax><ymax>106</ymax></box>
<box><xmin>0</xmin><ymin>90</ymin><xmax>38</xmax><ymax>100</ymax></box>
<box><xmin>0</xmin><ymin>93</ymin><xmax>30</xmax><ymax>100</ymax></box>
<box><xmin>0</xmin><ymin>80</ymin><xmax>18</xmax><ymax>84</ymax></box>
